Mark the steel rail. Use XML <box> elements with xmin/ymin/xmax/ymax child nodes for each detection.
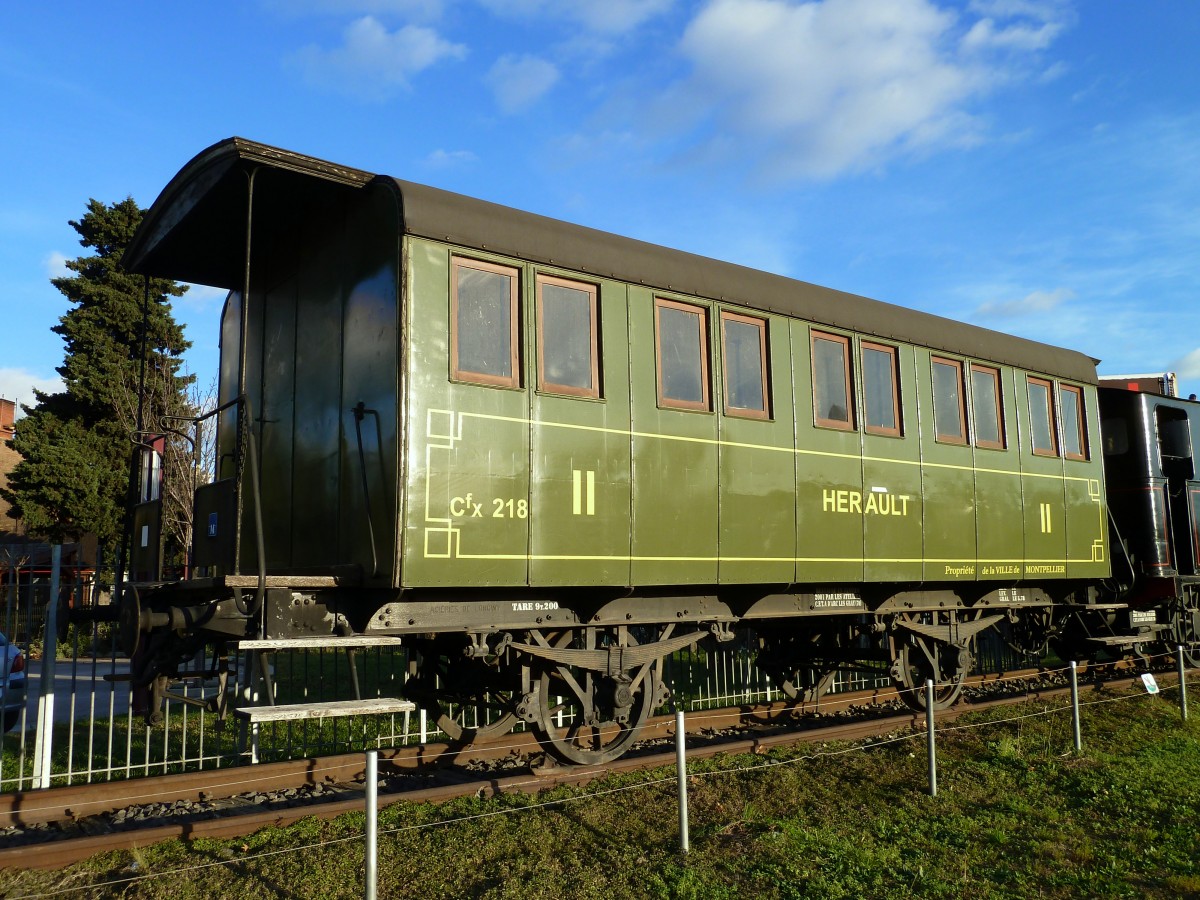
<box><xmin>0</xmin><ymin>663</ymin><xmax>1040</xmax><ymax>829</ymax></box>
<box><xmin>0</xmin><ymin>664</ymin><xmax>1160</xmax><ymax>872</ymax></box>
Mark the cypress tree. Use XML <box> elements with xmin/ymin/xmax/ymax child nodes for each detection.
<box><xmin>1</xmin><ymin>198</ymin><xmax>193</xmax><ymax>561</ymax></box>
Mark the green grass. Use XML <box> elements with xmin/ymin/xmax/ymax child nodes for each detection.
<box><xmin>5</xmin><ymin>684</ymin><xmax>1200</xmax><ymax>898</ymax></box>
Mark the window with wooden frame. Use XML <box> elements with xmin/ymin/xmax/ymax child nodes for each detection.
<box><xmin>811</xmin><ymin>331</ymin><xmax>854</xmax><ymax>430</ymax></box>
<box><xmin>861</xmin><ymin>342</ymin><xmax>901</xmax><ymax>437</ymax></box>
<box><xmin>720</xmin><ymin>311</ymin><xmax>770</xmax><ymax>419</ymax></box>
<box><xmin>655</xmin><ymin>298</ymin><xmax>710</xmax><ymax>411</ymax></box>
<box><xmin>1027</xmin><ymin>376</ymin><xmax>1059</xmax><ymax>456</ymax></box>
<box><xmin>970</xmin><ymin>364</ymin><xmax>1006</xmax><ymax>450</ymax></box>
<box><xmin>931</xmin><ymin>357</ymin><xmax>967</xmax><ymax>444</ymax></box>
<box><xmin>536</xmin><ymin>274</ymin><xmax>600</xmax><ymax>398</ymax></box>
<box><xmin>1059</xmin><ymin>383</ymin><xmax>1089</xmax><ymax>460</ymax></box>
<box><xmin>450</xmin><ymin>257</ymin><xmax>520</xmax><ymax>388</ymax></box>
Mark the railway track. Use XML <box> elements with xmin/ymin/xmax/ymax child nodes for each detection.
<box><xmin>0</xmin><ymin>663</ymin><xmax>1159</xmax><ymax>871</ymax></box>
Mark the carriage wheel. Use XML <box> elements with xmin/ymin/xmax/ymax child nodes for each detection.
<box><xmin>405</xmin><ymin>646</ymin><xmax>519</xmax><ymax>744</ymax></box>
<box><xmin>889</xmin><ymin>638</ymin><xmax>968</xmax><ymax>711</ymax></box>
<box><xmin>529</xmin><ymin>626</ymin><xmax>665</xmax><ymax>765</ymax></box>
<box><xmin>888</xmin><ymin>612</ymin><xmax>975</xmax><ymax>712</ymax></box>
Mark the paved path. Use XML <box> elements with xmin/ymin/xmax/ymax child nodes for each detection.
<box><xmin>23</xmin><ymin>658</ymin><xmax>133</xmax><ymax>725</ymax></box>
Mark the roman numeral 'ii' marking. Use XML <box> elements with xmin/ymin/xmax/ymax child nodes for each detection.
<box><xmin>573</xmin><ymin>469</ymin><xmax>596</xmax><ymax>516</ymax></box>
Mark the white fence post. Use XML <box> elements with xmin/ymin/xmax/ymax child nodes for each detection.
<box><xmin>33</xmin><ymin>545</ymin><xmax>62</xmax><ymax>789</ymax></box>
<box><xmin>925</xmin><ymin>679</ymin><xmax>937</xmax><ymax>798</ymax></box>
<box><xmin>365</xmin><ymin>749</ymin><xmax>378</xmax><ymax>900</ymax></box>
<box><xmin>1177</xmin><ymin>645</ymin><xmax>1188</xmax><ymax>722</ymax></box>
<box><xmin>675</xmin><ymin>707</ymin><xmax>689</xmax><ymax>853</ymax></box>
<box><xmin>1070</xmin><ymin>661</ymin><xmax>1082</xmax><ymax>752</ymax></box>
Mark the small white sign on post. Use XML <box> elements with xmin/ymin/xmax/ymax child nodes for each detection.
<box><xmin>1141</xmin><ymin>673</ymin><xmax>1160</xmax><ymax>694</ymax></box>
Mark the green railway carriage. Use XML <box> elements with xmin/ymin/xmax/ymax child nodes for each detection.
<box><xmin>121</xmin><ymin>138</ymin><xmax>1114</xmax><ymax>762</ymax></box>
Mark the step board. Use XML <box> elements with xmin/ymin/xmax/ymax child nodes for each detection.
<box><xmin>235</xmin><ymin>697</ymin><xmax>416</xmax><ymax>723</ymax></box>
<box><xmin>237</xmin><ymin>636</ymin><xmax>405</xmax><ymax>651</ymax></box>
<box><xmin>1084</xmin><ymin>634</ymin><xmax>1161</xmax><ymax>647</ymax></box>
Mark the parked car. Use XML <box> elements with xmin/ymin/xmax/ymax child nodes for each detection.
<box><xmin>1</xmin><ymin>632</ymin><xmax>26</xmax><ymax>732</ymax></box>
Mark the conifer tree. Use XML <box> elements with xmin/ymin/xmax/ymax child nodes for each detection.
<box><xmin>1</xmin><ymin>198</ymin><xmax>193</xmax><ymax>560</ymax></box>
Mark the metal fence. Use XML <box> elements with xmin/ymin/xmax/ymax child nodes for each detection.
<box><xmin>1</xmin><ymin>547</ymin><xmax>1025</xmax><ymax>793</ymax></box>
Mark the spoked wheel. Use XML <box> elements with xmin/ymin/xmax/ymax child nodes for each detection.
<box><xmin>405</xmin><ymin>643</ymin><xmax>518</xmax><ymax>743</ymax></box>
<box><xmin>527</xmin><ymin>626</ymin><xmax>668</xmax><ymax>765</ymax></box>
<box><xmin>890</xmin><ymin>639</ymin><xmax>968</xmax><ymax>711</ymax></box>
<box><xmin>888</xmin><ymin>611</ymin><xmax>978</xmax><ymax>712</ymax></box>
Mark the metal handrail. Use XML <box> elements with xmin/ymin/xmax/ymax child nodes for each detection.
<box><xmin>154</xmin><ymin>394</ymin><xmax>267</xmax><ymax>616</ymax></box>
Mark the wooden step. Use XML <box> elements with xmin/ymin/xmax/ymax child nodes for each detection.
<box><xmin>238</xmin><ymin>636</ymin><xmax>405</xmax><ymax>650</ymax></box>
<box><xmin>1083</xmin><ymin>633</ymin><xmax>1162</xmax><ymax>648</ymax></box>
<box><xmin>235</xmin><ymin>697</ymin><xmax>416</xmax><ymax>723</ymax></box>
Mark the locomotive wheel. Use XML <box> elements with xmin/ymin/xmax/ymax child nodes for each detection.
<box><xmin>890</xmin><ymin>638</ymin><xmax>968</xmax><ymax>711</ymax></box>
<box><xmin>405</xmin><ymin>649</ymin><xmax>518</xmax><ymax>744</ymax></box>
<box><xmin>529</xmin><ymin>626</ymin><xmax>664</xmax><ymax>765</ymax></box>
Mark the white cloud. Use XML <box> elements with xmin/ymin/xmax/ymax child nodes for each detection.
<box><xmin>265</xmin><ymin>0</ymin><xmax>446</xmax><ymax>20</ymax></box>
<box><xmin>423</xmin><ymin>149</ymin><xmax>479</xmax><ymax>168</ymax></box>
<box><xmin>967</xmin><ymin>0</ymin><xmax>1065</xmax><ymax>21</ymax></box>
<box><xmin>486</xmin><ymin>55</ymin><xmax>559</xmax><ymax>113</ymax></box>
<box><xmin>961</xmin><ymin>16</ymin><xmax>1060</xmax><ymax>52</ymax></box>
<box><xmin>974</xmin><ymin>287</ymin><xmax>1075</xmax><ymax>317</ymax></box>
<box><xmin>43</xmin><ymin>251</ymin><xmax>69</xmax><ymax>281</ymax></box>
<box><xmin>178</xmin><ymin>283</ymin><xmax>228</xmax><ymax>310</ymax></box>
<box><xmin>289</xmin><ymin>15</ymin><xmax>466</xmax><ymax>100</ymax></box>
<box><xmin>664</xmin><ymin>0</ymin><xmax>1069</xmax><ymax>180</ymax></box>
<box><xmin>1173</xmin><ymin>348</ymin><xmax>1200</xmax><ymax>380</ymax></box>
<box><xmin>675</xmin><ymin>0</ymin><xmax>979</xmax><ymax>179</ymax></box>
<box><xmin>476</xmin><ymin>0</ymin><xmax>674</xmax><ymax>34</ymax></box>
<box><xmin>0</xmin><ymin>368</ymin><xmax>62</xmax><ymax>414</ymax></box>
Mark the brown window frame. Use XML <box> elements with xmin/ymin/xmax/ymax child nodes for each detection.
<box><xmin>811</xmin><ymin>330</ymin><xmax>855</xmax><ymax>431</ymax></box>
<box><xmin>931</xmin><ymin>356</ymin><xmax>968</xmax><ymax>445</ymax></box>
<box><xmin>1027</xmin><ymin>376</ymin><xmax>1059</xmax><ymax>457</ymax></box>
<box><xmin>535</xmin><ymin>274</ymin><xmax>600</xmax><ymax>399</ymax></box>
<box><xmin>654</xmin><ymin>297</ymin><xmax>711</xmax><ymax>412</ymax></box>
<box><xmin>720</xmin><ymin>311</ymin><xmax>770</xmax><ymax>420</ymax></box>
<box><xmin>1059</xmin><ymin>383</ymin><xmax>1089</xmax><ymax>461</ymax></box>
<box><xmin>861</xmin><ymin>341</ymin><xmax>902</xmax><ymax>437</ymax></box>
<box><xmin>449</xmin><ymin>256</ymin><xmax>521</xmax><ymax>389</ymax></box>
<box><xmin>970</xmin><ymin>364</ymin><xmax>1006</xmax><ymax>451</ymax></box>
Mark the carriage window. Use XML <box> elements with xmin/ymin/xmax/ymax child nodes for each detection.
<box><xmin>1027</xmin><ymin>376</ymin><xmax>1058</xmax><ymax>456</ymax></box>
<box><xmin>721</xmin><ymin>312</ymin><xmax>769</xmax><ymax>419</ymax></box>
<box><xmin>537</xmin><ymin>275</ymin><xmax>599</xmax><ymax>398</ymax></box>
<box><xmin>1060</xmin><ymin>384</ymin><xmax>1088</xmax><ymax>460</ymax></box>
<box><xmin>655</xmin><ymin>298</ymin><xmax>710</xmax><ymax>411</ymax></box>
<box><xmin>971</xmin><ymin>364</ymin><xmax>1005</xmax><ymax>450</ymax></box>
<box><xmin>812</xmin><ymin>331</ymin><xmax>854</xmax><ymax>430</ymax></box>
<box><xmin>931</xmin><ymin>357</ymin><xmax>967</xmax><ymax>444</ymax></box>
<box><xmin>862</xmin><ymin>342</ymin><xmax>901</xmax><ymax>437</ymax></box>
<box><xmin>451</xmin><ymin>257</ymin><xmax>520</xmax><ymax>388</ymax></box>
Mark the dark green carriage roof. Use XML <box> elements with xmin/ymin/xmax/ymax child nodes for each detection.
<box><xmin>126</xmin><ymin>137</ymin><xmax>1099</xmax><ymax>385</ymax></box>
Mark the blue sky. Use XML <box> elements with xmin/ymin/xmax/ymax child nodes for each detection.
<box><xmin>2</xmin><ymin>0</ymin><xmax>1198</xmax><ymax>409</ymax></box>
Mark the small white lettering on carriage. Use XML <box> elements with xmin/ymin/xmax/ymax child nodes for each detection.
<box><xmin>511</xmin><ymin>601</ymin><xmax>560</xmax><ymax>612</ymax></box>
